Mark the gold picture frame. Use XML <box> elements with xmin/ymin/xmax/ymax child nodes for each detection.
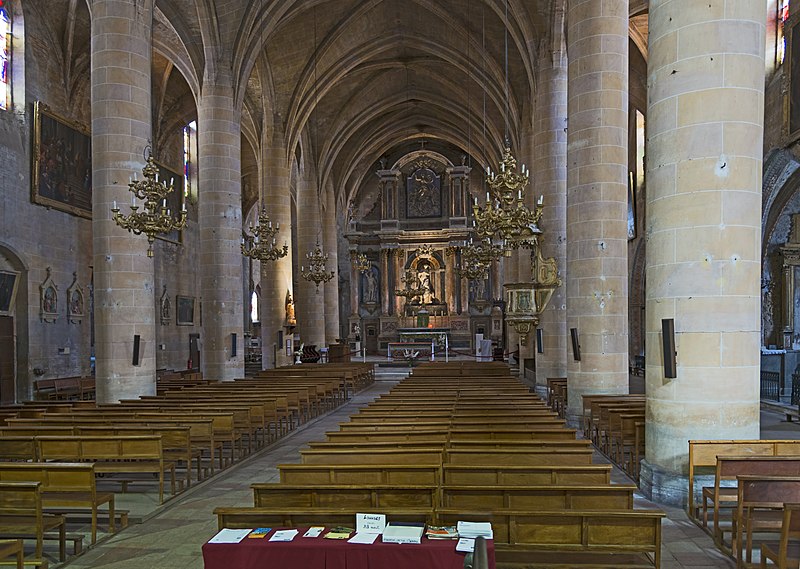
<box><xmin>32</xmin><ymin>101</ymin><xmax>92</xmax><ymax>219</ymax></box>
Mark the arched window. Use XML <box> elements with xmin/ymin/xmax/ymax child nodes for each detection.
<box><xmin>779</xmin><ymin>0</ymin><xmax>790</xmax><ymax>66</ymax></box>
<box><xmin>0</xmin><ymin>0</ymin><xmax>12</xmax><ymax>110</ymax></box>
<box><xmin>250</xmin><ymin>290</ymin><xmax>259</xmax><ymax>324</ymax></box>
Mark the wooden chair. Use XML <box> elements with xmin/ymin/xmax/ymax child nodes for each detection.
<box><xmin>0</xmin><ymin>482</ymin><xmax>66</xmax><ymax>561</ymax></box>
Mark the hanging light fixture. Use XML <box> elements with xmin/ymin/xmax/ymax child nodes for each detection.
<box><xmin>351</xmin><ymin>251</ymin><xmax>371</xmax><ymax>273</ymax></box>
<box><xmin>471</xmin><ymin>147</ymin><xmax>543</xmax><ymax>256</ymax></box>
<box><xmin>301</xmin><ymin>239</ymin><xmax>334</xmax><ymax>291</ymax></box>
<box><xmin>112</xmin><ymin>150</ymin><xmax>187</xmax><ymax>258</ymax></box>
<box><xmin>299</xmin><ymin>10</ymin><xmax>333</xmax><ymax>293</ymax></box>
<box><xmin>241</xmin><ymin>208</ymin><xmax>289</xmax><ymax>261</ymax></box>
<box><xmin>241</xmin><ymin>0</ymin><xmax>287</xmax><ymax>264</ymax></box>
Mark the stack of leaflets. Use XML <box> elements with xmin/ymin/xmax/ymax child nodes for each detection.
<box><xmin>456</xmin><ymin>521</ymin><xmax>493</xmax><ymax>540</ymax></box>
<box><xmin>425</xmin><ymin>525</ymin><xmax>458</xmax><ymax>540</ymax></box>
<box><xmin>381</xmin><ymin>522</ymin><xmax>425</xmax><ymax>544</ymax></box>
<box><xmin>324</xmin><ymin>527</ymin><xmax>355</xmax><ymax>539</ymax></box>
<box><xmin>246</xmin><ymin>528</ymin><xmax>272</xmax><ymax>539</ymax></box>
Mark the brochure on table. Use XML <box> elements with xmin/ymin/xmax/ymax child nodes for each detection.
<box><xmin>208</xmin><ymin>528</ymin><xmax>252</xmax><ymax>544</ymax></box>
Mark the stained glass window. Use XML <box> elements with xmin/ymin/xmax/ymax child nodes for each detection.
<box><xmin>250</xmin><ymin>290</ymin><xmax>259</xmax><ymax>324</ymax></box>
<box><xmin>0</xmin><ymin>0</ymin><xmax>11</xmax><ymax>110</ymax></box>
<box><xmin>183</xmin><ymin>120</ymin><xmax>197</xmax><ymax>200</ymax></box>
<box><xmin>779</xmin><ymin>0</ymin><xmax>790</xmax><ymax>66</ymax></box>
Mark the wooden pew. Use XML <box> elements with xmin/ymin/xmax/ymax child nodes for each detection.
<box><xmin>278</xmin><ymin>464</ymin><xmax>442</xmax><ymax>485</ymax></box>
<box><xmin>436</xmin><ymin>508</ymin><xmax>665</xmax><ymax>568</ymax></box>
<box><xmin>0</xmin><ymin>539</ymin><xmax>23</xmax><ymax>569</ymax></box>
<box><xmin>252</xmin><ymin>484</ymin><xmax>438</xmax><ymax>509</ymax></box>
<box><xmin>299</xmin><ymin>448</ymin><xmax>443</xmax><ymax>465</ymax></box>
<box><xmin>440</xmin><ymin>484</ymin><xmax>637</xmax><ymax>510</ymax></box>
<box><xmin>0</xmin><ymin>482</ymin><xmax>65</xmax><ymax>561</ymax></box>
<box><xmin>734</xmin><ymin>476</ymin><xmax>800</xmax><ymax>567</ymax></box>
<box><xmin>445</xmin><ymin>448</ymin><xmax>594</xmax><ymax>466</ymax></box>
<box><xmin>760</xmin><ymin>502</ymin><xmax>800</xmax><ymax>569</ymax></box>
<box><xmin>34</xmin><ymin>436</ymin><xmax>176</xmax><ymax>504</ymax></box>
<box><xmin>0</xmin><ymin>462</ymin><xmax>115</xmax><ymax>544</ymax></box>
<box><xmin>701</xmin><ymin>456</ymin><xmax>800</xmax><ymax>543</ymax></box>
<box><xmin>688</xmin><ymin>440</ymin><xmax>800</xmax><ymax>522</ymax></box>
<box><xmin>442</xmin><ymin>464</ymin><xmax>612</xmax><ymax>486</ymax></box>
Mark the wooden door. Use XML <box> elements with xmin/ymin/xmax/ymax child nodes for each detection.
<box><xmin>0</xmin><ymin>316</ymin><xmax>14</xmax><ymax>404</ymax></box>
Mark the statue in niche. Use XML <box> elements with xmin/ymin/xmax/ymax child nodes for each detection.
<box><xmin>67</xmin><ymin>272</ymin><xmax>84</xmax><ymax>324</ymax></box>
<box><xmin>363</xmin><ymin>268</ymin><xmax>378</xmax><ymax>304</ymax></box>
<box><xmin>44</xmin><ymin>287</ymin><xmax>56</xmax><ymax>313</ymax></box>
<box><xmin>40</xmin><ymin>267</ymin><xmax>59</xmax><ymax>322</ymax></box>
<box><xmin>416</xmin><ymin>262</ymin><xmax>435</xmax><ymax>304</ymax></box>
<box><xmin>285</xmin><ymin>290</ymin><xmax>296</xmax><ymax>327</ymax></box>
<box><xmin>160</xmin><ymin>285</ymin><xmax>171</xmax><ymax>325</ymax></box>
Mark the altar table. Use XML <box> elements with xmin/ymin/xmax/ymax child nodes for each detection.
<box><xmin>202</xmin><ymin>528</ymin><xmax>496</xmax><ymax>569</ymax></box>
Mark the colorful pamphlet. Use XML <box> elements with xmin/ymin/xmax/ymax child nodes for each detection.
<box><xmin>246</xmin><ymin>528</ymin><xmax>272</xmax><ymax>539</ymax></box>
<box><xmin>426</xmin><ymin>525</ymin><xmax>458</xmax><ymax>539</ymax></box>
<box><xmin>324</xmin><ymin>527</ymin><xmax>355</xmax><ymax>539</ymax></box>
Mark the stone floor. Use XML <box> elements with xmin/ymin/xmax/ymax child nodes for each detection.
<box><xmin>39</xmin><ymin>365</ymin><xmax>799</xmax><ymax>569</ymax></box>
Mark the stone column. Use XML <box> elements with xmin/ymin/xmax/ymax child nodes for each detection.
<box><xmin>295</xmin><ymin>168</ymin><xmax>326</xmax><ymax>348</ymax></box>
<box><xmin>448</xmin><ymin>165</ymin><xmax>470</xmax><ymax>227</ymax></box>
<box><xmin>91</xmin><ymin>0</ymin><xmax>156</xmax><ymax>403</ymax></box>
<box><xmin>380</xmin><ymin>249</ymin><xmax>390</xmax><ymax>316</ymax></box>
<box><xmin>565</xmin><ymin>0</ymin><xmax>629</xmax><ymax>421</ymax></box>
<box><xmin>378</xmin><ymin>170</ymin><xmax>401</xmax><ymax>231</ymax></box>
<box><xmin>395</xmin><ymin>249</ymin><xmax>406</xmax><ymax>317</ymax></box>
<box><xmin>641</xmin><ymin>0</ymin><xmax>765</xmax><ymax>505</ymax></box>
<box><xmin>349</xmin><ymin>257</ymin><xmax>360</xmax><ymax>319</ymax></box>
<box><xmin>261</xmin><ymin>119</ymin><xmax>293</xmax><ymax>368</ymax></box>
<box><xmin>322</xmin><ymin>183</ymin><xmax>339</xmax><ymax>345</ymax></box>
<box><xmin>535</xmin><ymin>15</ymin><xmax>568</xmax><ymax>386</ymax></box>
<box><xmin>503</xmin><ymin>256</ymin><xmax>520</xmax><ymax>358</ymax></box>
<box><xmin>197</xmin><ymin>77</ymin><xmax>244</xmax><ymax>381</ymax></box>
<box><xmin>445</xmin><ymin>252</ymin><xmax>457</xmax><ymax>315</ymax></box>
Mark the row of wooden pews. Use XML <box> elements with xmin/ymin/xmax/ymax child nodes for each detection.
<box><xmin>688</xmin><ymin>439</ymin><xmax>800</xmax><ymax>568</ymax></box>
<box><xmin>0</xmin><ymin>363</ymin><xmax>373</xmax><ymax>566</ymax></box>
<box><xmin>214</xmin><ymin>362</ymin><xmax>666</xmax><ymax>568</ymax></box>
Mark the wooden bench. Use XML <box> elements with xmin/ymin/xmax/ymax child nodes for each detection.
<box><xmin>734</xmin><ymin>476</ymin><xmax>800</xmax><ymax>567</ymax></box>
<box><xmin>252</xmin><ymin>484</ymin><xmax>438</xmax><ymax>509</ymax></box>
<box><xmin>0</xmin><ymin>462</ymin><xmax>115</xmax><ymax>544</ymax></box>
<box><xmin>442</xmin><ymin>464</ymin><xmax>612</xmax><ymax>486</ymax></box>
<box><xmin>701</xmin><ymin>456</ymin><xmax>800</xmax><ymax>543</ymax></box>
<box><xmin>436</xmin><ymin>508</ymin><xmax>665</xmax><ymax>568</ymax></box>
<box><xmin>299</xmin><ymin>448</ymin><xmax>443</xmax><ymax>465</ymax></box>
<box><xmin>440</xmin><ymin>484</ymin><xmax>637</xmax><ymax>510</ymax></box>
<box><xmin>760</xmin><ymin>502</ymin><xmax>800</xmax><ymax>569</ymax></box>
<box><xmin>34</xmin><ymin>436</ymin><xmax>176</xmax><ymax>504</ymax></box>
<box><xmin>445</xmin><ymin>448</ymin><xmax>594</xmax><ymax>466</ymax></box>
<box><xmin>278</xmin><ymin>464</ymin><xmax>442</xmax><ymax>485</ymax></box>
<box><xmin>688</xmin><ymin>440</ymin><xmax>800</xmax><ymax>521</ymax></box>
<box><xmin>0</xmin><ymin>539</ymin><xmax>23</xmax><ymax>569</ymax></box>
<box><xmin>0</xmin><ymin>482</ymin><xmax>65</xmax><ymax>561</ymax></box>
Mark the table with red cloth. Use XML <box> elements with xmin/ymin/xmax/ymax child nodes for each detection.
<box><xmin>202</xmin><ymin>528</ymin><xmax>496</xmax><ymax>569</ymax></box>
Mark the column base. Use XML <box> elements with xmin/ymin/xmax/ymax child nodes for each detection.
<box><xmin>639</xmin><ymin>459</ymin><xmax>691</xmax><ymax>508</ymax></box>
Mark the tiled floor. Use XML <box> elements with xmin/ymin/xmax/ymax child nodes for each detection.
<box><xmin>49</xmin><ymin>367</ymin><xmax>800</xmax><ymax>569</ymax></box>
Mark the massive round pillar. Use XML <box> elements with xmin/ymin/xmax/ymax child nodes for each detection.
<box><xmin>197</xmin><ymin>79</ymin><xmax>244</xmax><ymax>380</ymax></box>
<box><xmin>91</xmin><ymin>0</ymin><xmax>156</xmax><ymax>402</ymax></box>
<box><xmin>295</xmin><ymin>168</ymin><xmax>326</xmax><ymax>348</ymax></box>
<box><xmin>534</xmin><ymin>18</ymin><xmax>568</xmax><ymax>387</ymax></box>
<box><xmin>565</xmin><ymin>0</ymin><xmax>630</xmax><ymax>421</ymax></box>
<box><xmin>641</xmin><ymin>0</ymin><xmax>765</xmax><ymax>505</ymax></box>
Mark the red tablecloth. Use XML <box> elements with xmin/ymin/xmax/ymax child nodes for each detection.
<box><xmin>202</xmin><ymin>528</ymin><xmax>496</xmax><ymax>569</ymax></box>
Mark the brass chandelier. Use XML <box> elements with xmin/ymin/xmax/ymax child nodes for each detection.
<box><xmin>351</xmin><ymin>251</ymin><xmax>371</xmax><ymax>274</ymax></box>
<box><xmin>394</xmin><ymin>273</ymin><xmax>424</xmax><ymax>303</ymax></box>
<box><xmin>112</xmin><ymin>153</ymin><xmax>187</xmax><ymax>258</ymax></box>
<box><xmin>447</xmin><ymin>236</ymin><xmax>503</xmax><ymax>281</ymax></box>
<box><xmin>472</xmin><ymin>146</ymin><xmax>543</xmax><ymax>256</ymax></box>
<box><xmin>301</xmin><ymin>239</ymin><xmax>334</xmax><ymax>291</ymax></box>
<box><xmin>241</xmin><ymin>208</ymin><xmax>289</xmax><ymax>262</ymax></box>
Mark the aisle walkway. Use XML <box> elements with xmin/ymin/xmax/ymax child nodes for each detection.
<box><xmin>56</xmin><ymin>367</ymin><xmax>800</xmax><ymax>569</ymax></box>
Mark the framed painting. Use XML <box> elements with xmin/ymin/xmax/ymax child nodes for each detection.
<box><xmin>154</xmin><ymin>161</ymin><xmax>185</xmax><ymax>244</ymax></box>
<box><xmin>0</xmin><ymin>270</ymin><xmax>19</xmax><ymax>316</ymax></box>
<box><xmin>32</xmin><ymin>101</ymin><xmax>92</xmax><ymax>218</ymax></box>
<box><xmin>176</xmin><ymin>295</ymin><xmax>195</xmax><ymax>326</ymax></box>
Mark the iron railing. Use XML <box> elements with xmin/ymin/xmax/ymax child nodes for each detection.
<box><xmin>761</xmin><ymin>370</ymin><xmax>780</xmax><ymax>401</ymax></box>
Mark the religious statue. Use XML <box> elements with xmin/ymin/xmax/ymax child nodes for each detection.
<box><xmin>363</xmin><ymin>269</ymin><xmax>378</xmax><ymax>304</ymax></box>
<box><xmin>70</xmin><ymin>290</ymin><xmax>83</xmax><ymax>315</ymax></box>
<box><xmin>285</xmin><ymin>290</ymin><xmax>296</xmax><ymax>327</ymax></box>
<box><xmin>43</xmin><ymin>286</ymin><xmax>57</xmax><ymax>313</ymax></box>
<box><xmin>416</xmin><ymin>263</ymin><xmax>434</xmax><ymax>304</ymax></box>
